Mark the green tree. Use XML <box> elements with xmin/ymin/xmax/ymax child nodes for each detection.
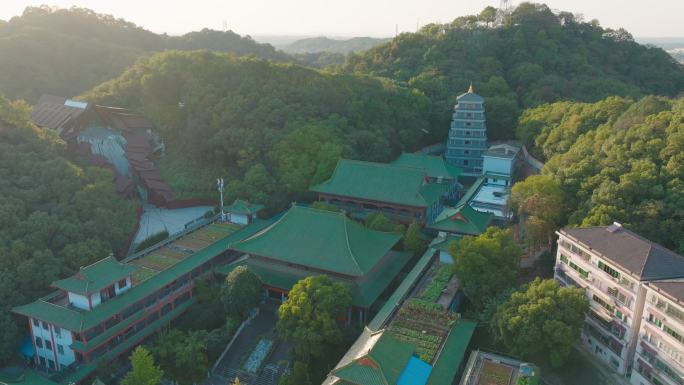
<box><xmin>404</xmin><ymin>222</ymin><xmax>426</xmax><ymax>256</ymax></box>
<box><xmin>479</xmin><ymin>6</ymin><xmax>498</xmax><ymax>26</ymax></box>
<box><xmin>221</xmin><ymin>266</ymin><xmax>262</xmax><ymax>318</ymax></box>
<box><xmin>364</xmin><ymin>212</ymin><xmax>405</xmax><ymax>233</ymax></box>
<box><xmin>278</xmin><ymin>361</ymin><xmax>313</xmax><ymax>385</ymax></box>
<box><xmin>120</xmin><ymin>346</ymin><xmax>163</xmax><ymax>385</ymax></box>
<box><xmin>153</xmin><ymin>330</ymin><xmax>208</xmax><ymax>385</ymax></box>
<box><xmin>311</xmin><ymin>201</ymin><xmax>342</xmax><ymax>213</ymax></box>
<box><xmin>510</xmin><ymin>175</ymin><xmax>566</xmax><ymax>248</ymax></box>
<box><xmin>0</xmin><ymin>314</ymin><xmax>19</xmax><ymax>364</ymax></box>
<box><xmin>277</xmin><ymin>275</ymin><xmax>352</xmax><ymax>360</ymax></box>
<box><xmin>449</xmin><ymin>227</ymin><xmax>522</xmax><ymax>309</ymax></box>
<box><xmin>491</xmin><ymin>278</ymin><xmax>588</xmax><ymax>367</ymax></box>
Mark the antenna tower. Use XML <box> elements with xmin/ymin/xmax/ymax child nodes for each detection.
<box><xmin>495</xmin><ymin>0</ymin><xmax>513</xmax><ymax>26</ymax></box>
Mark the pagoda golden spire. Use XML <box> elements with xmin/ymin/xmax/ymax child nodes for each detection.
<box><xmin>468</xmin><ymin>82</ymin><xmax>474</xmax><ymax>93</ymax></box>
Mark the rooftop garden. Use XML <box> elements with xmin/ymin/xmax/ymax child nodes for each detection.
<box><xmin>388</xmin><ymin>301</ymin><xmax>457</xmax><ymax>362</ymax></box>
<box><xmin>478</xmin><ymin>361</ymin><xmax>514</xmax><ymax>385</ymax></box>
<box><xmin>421</xmin><ymin>264</ymin><xmax>454</xmax><ymax>302</ymax></box>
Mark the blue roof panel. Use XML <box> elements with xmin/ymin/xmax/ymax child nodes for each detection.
<box><xmin>397</xmin><ymin>356</ymin><xmax>432</xmax><ymax>385</ymax></box>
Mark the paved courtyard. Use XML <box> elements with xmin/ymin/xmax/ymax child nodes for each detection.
<box><xmin>207</xmin><ymin>303</ymin><xmax>292</xmax><ymax>385</ymax></box>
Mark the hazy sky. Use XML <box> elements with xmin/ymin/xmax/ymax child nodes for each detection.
<box><xmin>1</xmin><ymin>0</ymin><xmax>682</xmax><ymax>37</ymax></box>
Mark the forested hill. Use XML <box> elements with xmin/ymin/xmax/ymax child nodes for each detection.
<box><xmin>0</xmin><ymin>95</ymin><xmax>137</xmax><ymax>359</ymax></box>
<box><xmin>283</xmin><ymin>36</ymin><xmax>391</xmax><ymax>54</ymax></box>
<box><xmin>514</xmin><ymin>96</ymin><xmax>684</xmax><ymax>253</ymax></box>
<box><xmin>82</xmin><ymin>51</ymin><xmax>432</xmax><ymax>209</ymax></box>
<box><xmin>0</xmin><ymin>6</ymin><xmax>288</xmax><ymax>102</ymax></box>
<box><xmin>342</xmin><ymin>3</ymin><xmax>684</xmax><ymax>141</ymax></box>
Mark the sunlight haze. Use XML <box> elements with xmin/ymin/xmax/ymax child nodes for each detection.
<box><xmin>1</xmin><ymin>0</ymin><xmax>683</xmax><ymax>37</ymax></box>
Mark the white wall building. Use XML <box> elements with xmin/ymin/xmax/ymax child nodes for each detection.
<box><xmin>632</xmin><ymin>280</ymin><xmax>684</xmax><ymax>385</ymax></box>
<box><xmin>554</xmin><ymin>223</ymin><xmax>684</xmax><ymax>377</ymax></box>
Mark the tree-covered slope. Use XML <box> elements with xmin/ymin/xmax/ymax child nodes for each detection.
<box><xmin>0</xmin><ymin>6</ymin><xmax>288</xmax><ymax>102</ymax></box>
<box><xmin>0</xmin><ymin>95</ymin><xmax>137</xmax><ymax>360</ymax></box>
<box><xmin>283</xmin><ymin>36</ymin><xmax>391</xmax><ymax>54</ymax></box>
<box><xmin>515</xmin><ymin>96</ymin><xmax>684</xmax><ymax>253</ymax></box>
<box><xmin>82</xmin><ymin>50</ymin><xmax>432</xmax><ymax>209</ymax></box>
<box><xmin>342</xmin><ymin>3</ymin><xmax>684</xmax><ymax>141</ymax></box>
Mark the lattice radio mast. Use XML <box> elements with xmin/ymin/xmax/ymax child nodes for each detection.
<box><xmin>495</xmin><ymin>0</ymin><xmax>513</xmax><ymax>26</ymax></box>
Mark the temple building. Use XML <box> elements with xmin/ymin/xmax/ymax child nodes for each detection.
<box><xmin>219</xmin><ymin>205</ymin><xmax>412</xmax><ymax>323</ymax></box>
<box><xmin>311</xmin><ymin>158</ymin><xmax>459</xmax><ymax>224</ymax></box>
<box><xmin>445</xmin><ymin>85</ymin><xmax>488</xmax><ymax>175</ymax></box>
<box><xmin>12</xmin><ymin>220</ymin><xmax>269</xmax><ymax>384</ymax></box>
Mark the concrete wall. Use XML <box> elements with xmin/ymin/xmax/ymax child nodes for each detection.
<box><xmin>230</xmin><ymin>213</ymin><xmax>249</xmax><ymax>225</ymax></box>
<box><xmin>67</xmin><ymin>292</ymin><xmax>90</xmax><ymax>310</ymax></box>
<box><xmin>30</xmin><ymin>319</ymin><xmax>75</xmax><ymax>370</ymax></box>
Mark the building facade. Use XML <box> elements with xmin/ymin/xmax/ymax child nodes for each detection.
<box><xmin>554</xmin><ymin>223</ymin><xmax>684</xmax><ymax>377</ymax></box>
<box><xmin>632</xmin><ymin>280</ymin><xmax>684</xmax><ymax>385</ymax></box>
<box><xmin>445</xmin><ymin>85</ymin><xmax>488</xmax><ymax>175</ymax></box>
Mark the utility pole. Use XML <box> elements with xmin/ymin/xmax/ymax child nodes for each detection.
<box><xmin>216</xmin><ymin>178</ymin><xmax>225</xmax><ymax>221</ymax></box>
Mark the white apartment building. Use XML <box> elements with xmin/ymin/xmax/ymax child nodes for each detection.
<box><xmin>632</xmin><ymin>280</ymin><xmax>684</xmax><ymax>385</ymax></box>
<box><xmin>554</xmin><ymin>223</ymin><xmax>684</xmax><ymax>377</ymax></box>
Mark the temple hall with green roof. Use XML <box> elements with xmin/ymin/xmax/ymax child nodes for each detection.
<box><xmin>311</xmin><ymin>155</ymin><xmax>461</xmax><ymax>225</ymax></box>
<box><xmin>218</xmin><ymin>205</ymin><xmax>413</xmax><ymax>324</ymax></box>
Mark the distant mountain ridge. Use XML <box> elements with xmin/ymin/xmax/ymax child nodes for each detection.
<box><xmin>282</xmin><ymin>36</ymin><xmax>391</xmax><ymax>54</ymax></box>
<box><xmin>0</xmin><ymin>6</ymin><xmax>289</xmax><ymax>102</ymax></box>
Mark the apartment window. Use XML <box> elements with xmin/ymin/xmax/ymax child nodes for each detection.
<box><xmin>560</xmin><ymin>254</ymin><xmax>569</xmax><ymax>264</ymax></box>
<box><xmin>615</xmin><ymin>310</ymin><xmax>623</xmax><ymax>321</ymax></box>
<box><xmin>593</xmin><ymin>294</ymin><xmax>614</xmax><ymax>313</ymax></box>
<box><xmin>35</xmin><ymin>337</ymin><xmax>43</xmax><ymax>348</ymax></box>
<box><xmin>665</xmin><ymin>325</ymin><xmax>684</xmax><ymax>343</ymax></box>
<box><xmin>569</xmin><ymin>261</ymin><xmax>589</xmax><ymax>279</ymax></box>
<box><xmin>464</xmin><ymin>150</ymin><xmax>470</xmax><ymax>155</ymax></box>
<box><xmin>465</xmin><ymin>140</ymin><xmax>471</xmax><ymax>145</ymax></box>
<box><xmin>47</xmin><ymin>359</ymin><xmax>55</xmax><ymax>370</ymax></box>
<box><xmin>118</xmin><ymin>279</ymin><xmax>127</xmax><ymax>290</ymax></box>
<box><xmin>466</xmin><ymin>121</ymin><xmax>472</xmax><ymax>126</ymax></box>
<box><xmin>57</xmin><ymin>344</ymin><xmax>64</xmax><ymax>355</ymax></box>
<box><xmin>54</xmin><ymin>326</ymin><xmax>61</xmax><ymax>337</ymax></box>
<box><xmin>32</xmin><ymin>319</ymin><xmax>39</xmax><ymax>327</ymax></box>
<box><xmin>465</xmin><ymin>131</ymin><xmax>471</xmax><ymax>136</ymax></box>
<box><xmin>45</xmin><ymin>340</ymin><xmax>52</xmax><ymax>351</ymax></box>
<box><xmin>599</xmin><ymin>261</ymin><xmax>620</xmax><ymax>279</ymax></box>
<box><xmin>41</xmin><ymin>321</ymin><xmax>48</xmax><ymax>330</ymax></box>
<box><xmin>649</xmin><ymin>313</ymin><xmax>664</xmax><ymax>327</ymax></box>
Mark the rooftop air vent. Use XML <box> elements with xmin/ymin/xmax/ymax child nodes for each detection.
<box><xmin>607</xmin><ymin>222</ymin><xmax>623</xmax><ymax>233</ymax></box>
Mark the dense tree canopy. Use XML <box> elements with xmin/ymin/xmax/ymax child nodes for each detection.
<box><xmin>449</xmin><ymin>227</ymin><xmax>522</xmax><ymax>309</ymax></box>
<box><xmin>491</xmin><ymin>278</ymin><xmax>588</xmax><ymax>367</ymax></box>
<box><xmin>0</xmin><ymin>6</ymin><xmax>288</xmax><ymax>102</ymax></box>
<box><xmin>0</xmin><ymin>95</ymin><xmax>137</xmax><ymax>361</ymax></box>
<box><xmin>82</xmin><ymin>50</ymin><xmax>432</xmax><ymax>209</ymax></box>
<box><xmin>342</xmin><ymin>3</ymin><xmax>684</xmax><ymax>142</ymax></box>
<box><xmin>220</xmin><ymin>266</ymin><xmax>263</xmax><ymax>317</ymax></box>
<box><xmin>152</xmin><ymin>329</ymin><xmax>209</xmax><ymax>385</ymax></box>
<box><xmin>277</xmin><ymin>275</ymin><xmax>352</xmax><ymax>360</ymax></box>
<box><xmin>121</xmin><ymin>346</ymin><xmax>163</xmax><ymax>385</ymax></box>
<box><xmin>516</xmin><ymin>96</ymin><xmax>684</xmax><ymax>253</ymax></box>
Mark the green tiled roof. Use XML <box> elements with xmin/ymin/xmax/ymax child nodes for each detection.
<box><xmin>216</xmin><ymin>249</ymin><xmax>412</xmax><ymax>308</ymax></box>
<box><xmin>426</xmin><ymin>320</ymin><xmax>477</xmax><ymax>385</ymax></box>
<box><xmin>391</xmin><ymin>153</ymin><xmax>462</xmax><ymax>180</ymax></box>
<box><xmin>311</xmin><ymin>159</ymin><xmax>445</xmax><ymax>207</ymax></box>
<box><xmin>428</xmin><ymin>204</ymin><xmax>493</xmax><ymax>235</ymax></box>
<box><xmin>230</xmin><ymin>206</ymin><xmax>401</xmax><ymax>277</ymax></box>
<box><xmin>13</xmin><ymin>220</ymin><xmax>272</xmax><ymax>332</ymax></box>
<box><xmin>333</xmin><ymin>332</ymin><xmax>415</xmax><ymax>385</ymax></box>
<box><xmin>52</xmin><ymin>256</ymin><xmax>138</xmax><ymax>295</ymax></box>
<box><xmin>225</xmin><ymin>199</ymin><xmax>264</xmax><ymax>215</ymax></box>
<box><xmin>0</xmin><ymin>370</ymin><xmax>59</xmax><ymax>385</ymax></box>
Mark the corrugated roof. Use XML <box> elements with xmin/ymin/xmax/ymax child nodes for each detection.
<box><xmin>428</xmin><ymin>204</ymin><xmax>493</xmax><ymax>235</ymax></box>
<box><xmin>230</xmin><ymin>206</ymin><xmax>401</xmax><ymax>277</ymax></box>
<box><xmin>312</xmin><ymin>159</ymin><xmax>444</xmax><ymax>207</ymax></box>
<box><xmin>561</xmin><ymin>226</ymin><xmax>684</xmax><ymax>281</ymax></box>
<box><xmin>391</xmin><ymin>153</ymin><xmax>462</xmax><ymax>180</ymax></box>
<box><xmin>51</xmin><ymin>256</ymin><xmax>138</xmax><ymax>295</ymax></box>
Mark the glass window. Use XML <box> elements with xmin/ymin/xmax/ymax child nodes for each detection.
<box><xmin>599</xmin><ymin>261</ymin><xmax>621</xmax><ymax>279</ymax></box>
<box><xmin>45</xmin><ymin>340</ymin><xmax>52</xmax><ymax>351</ymax></box>
<box><xmin>41</xmin><ymin>321</ymin><xmax>48</xmax><ymax>330</ymax></box>
<box><xmin>57</xmin><ymin>344</ymin><xmax>64</xmax><ymax>355</ymax></box>
<box><xmin>35</xmin><ymin>337</ymin><xmax>43</xmax><ymax>348</ymax></box>
<box><xmin>54</xmin><ymin>326</ymin><xmax>61</xmax><ymax>337</ymax></box>
<box><xmin>118</xmin><ymin>279</ymin><xmax>127</xmax><ymax>289</ymax></box>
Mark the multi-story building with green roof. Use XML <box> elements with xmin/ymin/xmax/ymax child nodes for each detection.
<box><xmin>12</xmin><ymin>220</ymin><xmax>270</xmax><ymax>384</ymax></box>
<box><xmin>445</xmin><ymin>85</ymin><xmax>488</xmax><ymax>175</ymax></box>
<box><xmin>311</xmin><ymin>158</ymin><xmax>457</xmax><ymax>224</ymax></box>
<box><xmin>218</xmin><ymin>205</ymin><xmax>412</xmax><ymax>323</ymax></box>
<box><xmin>427</xmin><ymin>203</ymin><xmax>493</xmax><ymax>237</ymax></box>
